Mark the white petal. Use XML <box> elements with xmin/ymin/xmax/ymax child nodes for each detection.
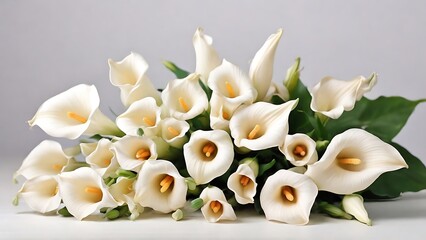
<box><xmin>279</xmin><ymin>134</ymin><xmax>318</xmax><ymax>166</ymax></box>
<box><xmin>116</xmin><ymin>97</ymin><xmax>161</xmax><ymax>137</ymax></box>
<box><xmin>310</xmin><ymin>74</ymin><xmax>377</xmax><ymax>119</ymax></box>
<box><xmin>18</xmin><ymin>175</ymin><xmax>61</xmax><ymax>213</ymax></box>
<box><xmin>28</xmin><ymin>84</ymin><xmax>120</xmax><ymax>139</ymax></box>
<box><xmin>15</xmin><ymin>140</ymin><xmax>70</xmax><ymax>180</ymax></box>
<box><xmin>209</xmin><ymin>93</ymin><xmax>240</xmax><ymax>131</ymax></box>
<box><xmin>342</xmin><ymin>194</ymin><xmax>372</xmax><ymax>226</ymax></box>
<box><xmin>109</xmin><ymin>177</ymin><xmax>136</xmax><ymax>205</ymax></box>
<box><xmin>183</xmin><ymin>130</ymin><xmax>234</xmax><ymax>185</ymax></box>
<box><xmin>85</xmin><ymin>139</ymin><xmax>119</xmax><ymax>177</ymax></box>
<box><xmin>193</xmin><ymin>28</ymin><xmax>221</xmax><ymax>83</ymax></box>
<box><xmin>160</xmin><ymin>117</ymin><xmax>190</xmax><ymax>148</ymax></box>
<box><xmin>134</xmin><ymin>160</ymin><xmax>187</xmax><ymax>213</ymax></box>
<box><xmin>112</xmin><ymin>135</ymin><xmax>157</xmax><ymax>172</ymax></box>
<box><xmin>200</xmin><ymin>186</ymin><xmax>237</xmax><ymax>223</ymax></box>
<box><xmin>260</xmin><ymin>170</ymin><xmax>318</xmax><ymax>225</ymax></box>
<box><xmin>305</xmin><ymin>128</ymin><xmax>408</xmax><ymax>194</ymax></box>
<box><xmin>230</xmin><ymin>100</ymin><xmax>298</xmax><ymax>150</ymax></box>
<box><xmin>249</xmin><ymin>29</ymin><xmax>283</xmax><ymax>101</ymax></box>
<box><xmin>208</xmin><ymin>59</ymin><xmax>257</xmax><ymax>106</ymax></box>
<box><xmin>59</xmin><ymin>167</ymin><xmax>118</xmax><ymax>220</ymax></box>
<box><xmin>161</xmin><ymin>73</ymin><xmax>208</xmax><ymax>120</ymax></box>
<box><xmin>108</xmin><ymin>52</ymin><xmax>161</xmax><ymax>107</ymax></box>
<box><xmin>227</xmin><ymin>164</ymin><xmax>257</xmax><ymax>204</ymax></box>
<box><xmin>80</xmin><ymin>142</ymin><xmax>98</xmax><ymax>156</ymax></box>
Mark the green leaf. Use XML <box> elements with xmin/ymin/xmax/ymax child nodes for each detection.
<box><xmin>258</xmin><ymin>159</ymin><xmax>276</xmax><ymax>176</ymax></box>
<box><xmin>326</xmin><ymin>96</ymin><xmax>426</xmax><ymax>142</ymax></box>
<box><xmin>366</xmin><ymin>143</ymin><xmax>426</xmax><ymax>198</ymax></box>
<box><xmin>198</xmin><ymin>79</ymin><xmax>212</xmax><ymax>100</ymax></box>
<box><xmin>163</xmin><ymin>61</ymin><xmax>190</xmax><ymax>79</ymax></box>
<box><xmin>289</xmin><ymin>79</ymin><xmax>312</xmax><ymax>114</ymax></box>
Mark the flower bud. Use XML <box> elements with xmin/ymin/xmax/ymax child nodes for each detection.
<box><xmin>342</xmin><ymin>194</ymin><xmax>372</xmax><ymax>226</ymax></box>
<box><xmin>284</xmin><ymin>57</ymin><xmax>301</xmax><ymax>96</ymax></box>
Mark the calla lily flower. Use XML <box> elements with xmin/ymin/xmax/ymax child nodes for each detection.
<box><xmin>116</xmin><ymin>97</ymin><xmax>162</xmax><ymax>137</ymax></box>
<box><xmin>249</xmin><ymin>29</ymin><xmax>283</xmax><ymax>101</ymax></box>
<box><xmin>200</xmin><ymin>186</ymin><xmax>237</xmax><ymax>223</ymax></box>
<box><xmin>108</xmin><ymin>177</ymin><xmax>144</xmax><ymax>220</ymax></box>
<box><xmin>279</xmin><ymin>133</ymin><xmax>318</xmax><ymax>167</ymax></box>
<box><xmin>263</xmin><ymin>81</ymin><xmax>289</xmax><ymax>102</ymax></box>
<box><xmin>18</xmin><ymin>175</ymin><xmax>61</xmax><ymax>213</ymax></box>
<box><xmin>342</xmin><ymin>194</ymin><xmax>372</xmax><ymax>226</ymax></box>
<box><xmin>161</xmin><ymin>73</ymin><xmax>208</xmax><ymax>120</ymax></box>
<box><xmin>85</xmin><ymin>138</ymin><xmax>119</xmax><ymax>178</ymax></box>
<box><xmin>109</xmin><ymin>177</ymin><xmax>136</xmax><ymax>205</ymax></box>
<box><xmin>229</xmin><ymin>100</ymin><xmax>298</xmax><ymax>151</ymax></box>
<box><xmin>310</xmin><ymin>73</ymin><xmax>377</xmax><ymax>119</ymax></box>
<box><xmin>160</xmin><ymin>117</ymin><xmax>190</xmax><ymax>148</ymax></box>
<box><xmin>15</xmin><ymin>140</ymin><xmax>70</xmax><ymax>180</ymax></box>
<box><xmin>183</xmin><ymin>130</ymin><xmax>234</xmax><ymax>185</ymax></box>
<box><xmin>227</xmin><ymin>163</ymin><xmax>258</xmax><ymax>204</ymax></box>
<box><xmin>305</xmin><ymin>128</ymin><xmax>408</xmax><ymax>194</ymax></box>
<box><xmin>59</xmin><ymin>167</ymin><xmax>118</xmax><ymax>220</ymax></box>
<box><xmin>112</xmin><ymin>135</ymin><xmax>157</xmax><ymax>172</ymax></box>
<box><xmin>80</xmin><ymin>142</ymin><xmax>98</xmax><ymax>156</ymax></box>
<box><xmin>208</xmin><ymin>60</ymin><xmax>257</xmax><ymax>108</ymax></box>
<box><xmin>28</xmin><ymin>84</ymin><xmax>122</xmax><ymax>139</ymax></box>
<box><xmin>134</xmin><ymin>160</ymin><xmax>187</xmax><ymax>213</ymax></box>
<box><xmin>260</xmin><ymin>169</ymin><xmax>318</xmax><ymax>225</ymax></box>
<box><xmin>193</xmin><ymin>28</ymin><xmax>221</xmax><ymax>83</ymax></box>
<box><xmin>108</xmin><ymin>52</ymin><xmax>161</xmax><ymax>107</ymax></box>
<box><xmin>209</xmin><ymin>93</ymin><xmax>241</xmax><ymax>131</ymax></box>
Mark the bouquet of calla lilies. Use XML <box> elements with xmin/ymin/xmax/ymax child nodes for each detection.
<box><xmin>14</xmin><ymin>28</ymin><xmax>426</xmax><ymax>225</ymax></box>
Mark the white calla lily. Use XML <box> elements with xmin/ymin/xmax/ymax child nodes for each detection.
<box><xmin>249</xmin><ymin>29</ymin><xmax>283</xmax><ymax>101</ymax></box>
<box><xmin>108</xmin><ymin>177</ymin><xmax>144</xmax><ymax>220</ymax></box>
<box><xmin>116</xmin><ymin>97</ymin><xmax>161</xmax><ymax>137</ymax></box>
<box><xmin>109</xmin><ymin>177</ymin><xmax>136</xmax><ymax>205</ymax></box>
<box><xmin>134</xmin><ymin>160</ymin><xmax>187</xmax><ymax>213</ymax></box>
<box><xmin>208</xmin><ymin>59</ymin><xmax>257</xmax><ymax>108</ymax></box>
<box><xmin>279</xmin><ymin>134</ymin><xmax>318</xmax><ymax>167</ymax></box>
<box><xmin>18</xmin><ymin>175</ymin><xmax>61</xmax><ymax>213</ymax></box>
<box><xmin>59</xmin><ymin>167</ymin><xmax>118</xmax><ymax>220</ymax></box>
<box><xmin>263</xmin><ymin>81</ymin><xmax>290</xmax><ymax>102</ymax></box>
<box><xmin>112</xmin><ymin>135</ymin><xmax>157</xmax><ymax>172</ymax></box>
<box><xmin>260</xmin><ymin>169</ymin><xmax>318</xmax><ymax>225</ymax></box>
<box><xmin>200</xmin><ymin>186</ymin><xmax>237</xmax><ymax>223</ymax></box>
<box><xmin>161</xmin><ymin>73</ymin><xmax>208</xmax><ymax>120</ymax></box>
<box><xmin>227</xmin><ymin>163</ymin><xmax>258</xmax><ymax>204</ymax></box>
<box><xmin>193</xmin><ymin>28</ymin><xmax>221</xmax><ymax>83</ymax></box>
<box><xmin>108</xmin><ymin>52</ymin><xmax>161</xmax><ymax>107</ymax></box>
<box><xmin>80</xmin><ymin>142</ymin><xmax>98</xmax><ymax>156</ymax></box>
<box><xmin>305</xmin><ymin>128</ymin><xmax>408</xmax><ymax>194</ymax></box>
<box><xmin>28</xmin><ymin>84</ymin><xmax>121</xmax><ymax>139</ymax></box>
<box><xmin>160</xmin><ymin>117</ymin><xmax>190</xmax><ymax>148</ymax></box>
<box><xmin>183</xmin><ymin>130</ymin><xmax>234</xmax><ymax>185</ymax></box>
<box><xmin>342</xmin><ymin>194</ymin><xmax>372</xmax><ymax>226</ymax></box>
<box><xmin>310</xmin><ymin>73</ymin><xmax>377</xmax><ymax>119</ymax></box>
<box><xmin>230</xmin><ymin>100</ymin><xmax>298</xmax><ymax>151</ymax></box>
<box><xmin>15</xmin><ymin>140</ymin><xmax>70</xmax><ymax>180</ymax></box>
<box><xmin>85</xmin><ymin>138</ymin><xmax>119</xmax><ymax>178</ymax></box>
<box><xmin>209</xmin><ymin>93</ymin><xmax>241</xmax><ymax>131</ymax></box>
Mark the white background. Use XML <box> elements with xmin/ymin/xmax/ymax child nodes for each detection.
<box><xmin>1</xmin><ymin>1</ymin><xmax>426</xmax><ymax>239</ymax></box>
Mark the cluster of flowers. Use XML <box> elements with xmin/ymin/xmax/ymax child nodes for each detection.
<box><xmin>14</xmin><ymin>28</ymin><xmax>411</xmax><ymax>225</ymax></box>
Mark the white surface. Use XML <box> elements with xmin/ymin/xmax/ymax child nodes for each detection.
<box><xmin>1</xmin><ymin>162</ymin><xmax>426</xmax><ymax>240</ymax></box>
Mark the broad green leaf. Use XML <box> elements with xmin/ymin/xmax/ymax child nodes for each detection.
<box><xmin>163</xmin><ymin>61</ymin><xmax>190</xmax><ymax>79</ymax></box>
<box><xmin>289</xmin><ymin>79</ymin><xmax>312</xmax><ymax>114</ymax></box>
<box><xmin>366</xmin><ymin>143</ymin><xmax>426</xmax><ymax>198</ymax></box>
<box><xmin>326</xmin><ymin>96</ymin><xmax>426</xmax><ymax>142</ymax></box>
